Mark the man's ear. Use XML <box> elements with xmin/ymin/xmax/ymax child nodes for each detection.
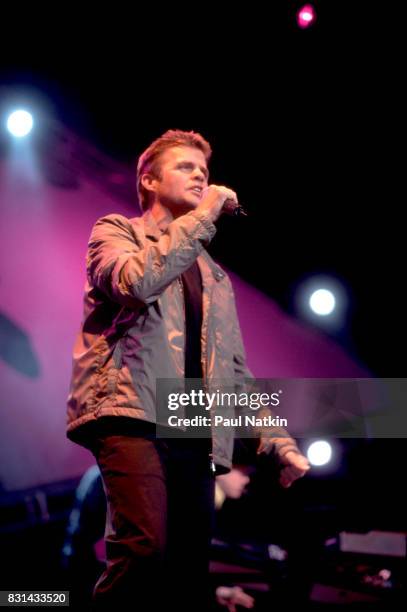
<box><xmin>140</xmin><ymin>173</ymin><xmax>158</xmax><ymax>197</ymax></box>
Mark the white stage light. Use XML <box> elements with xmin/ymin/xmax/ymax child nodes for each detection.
<box><xmin>309</xmin><ymin>288</ymin><xmax>336</xmax><ymax>316</ymax></box>
<box><xmin>307</xmin><ymin>440</ymin><xmax>332</xmax><ymax>466</ymax></box>
<box><xmin>7</xmin><ymin>110</ymin><xmax>34</xmax><ymax>138</ymax></box>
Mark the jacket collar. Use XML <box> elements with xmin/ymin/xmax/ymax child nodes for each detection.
<box><xmin>142</xmin><ymin>208</ymin><xmax>169</xmax><ymax>241</ymax></box>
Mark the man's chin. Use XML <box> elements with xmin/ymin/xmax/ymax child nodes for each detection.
<box><xmin>163</xmin><ymin>197</ymin><xmax>199</xmax><ymax>217</ymax></box>
<box><xmin>185</xmin><ymin>195</ymin><xmax>200</xmax><ymax>207</ymax></box>
<box><xmin>175</xmin><ymin>199</ymin><xmax>199</xmax><ymax>213</ymax></box>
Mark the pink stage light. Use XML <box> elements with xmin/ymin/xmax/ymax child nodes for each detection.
<box><xmin>297</xmin><ymin>4</ymin><xmax>316</xmax><ymax>29</ymax></box>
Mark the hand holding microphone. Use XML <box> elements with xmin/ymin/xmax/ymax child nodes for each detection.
<box><xmin>196</xmin><ymin>185</ymin><xmax>247</xmax><ymax>223</ymax></box>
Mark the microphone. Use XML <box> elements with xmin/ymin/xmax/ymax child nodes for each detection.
<box><xmin>223</xmin><ymin>199</ymin><xmax>248</xmax><ymax>217</ymax></box>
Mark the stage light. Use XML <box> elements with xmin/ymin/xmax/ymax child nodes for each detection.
<box><xmin>309</xmin><ymin>288</ymin><xmax>336</xmax><ymax>316</ymax></box>
<box><xmin>6</xmin><ymin>109</ymin><xmax>34</xmax><ymax>138</ymax></box>
<box><xmin>297</xmin><ymin>4</ymin><xmax>316</xmax><ymax>29</ymax></box>
<box><xmin>293</xmin><ymin>275</ymin><xmax>348</xmax><ymax>331</ymax></box>
<box><xmin>307</xmin><ymin>440</ymin><xmax>332</xmax><ymax>466</ymax></box>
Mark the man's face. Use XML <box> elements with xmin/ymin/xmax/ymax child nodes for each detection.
<box><xmin>149</xmin><ymin>146</ymin><xmax>209</xmax><ymax>213</ymax></box>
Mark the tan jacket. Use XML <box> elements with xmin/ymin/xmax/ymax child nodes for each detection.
<box><xmin>66</xmin><ymin>208</ymin><xmax>297</xmax><ymax>471</ymax></box>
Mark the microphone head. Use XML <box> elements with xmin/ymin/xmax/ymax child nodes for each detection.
<box><xmin>223</xmin><ymin>199</ymin><xmax>248</xmax><ymax>217</ymax></box>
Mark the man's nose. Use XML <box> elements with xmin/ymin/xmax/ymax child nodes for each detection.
<box><xmin>191</xmin><ymin>167</ymin><xmax>206</xmax><ymax>182</ymax></box>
